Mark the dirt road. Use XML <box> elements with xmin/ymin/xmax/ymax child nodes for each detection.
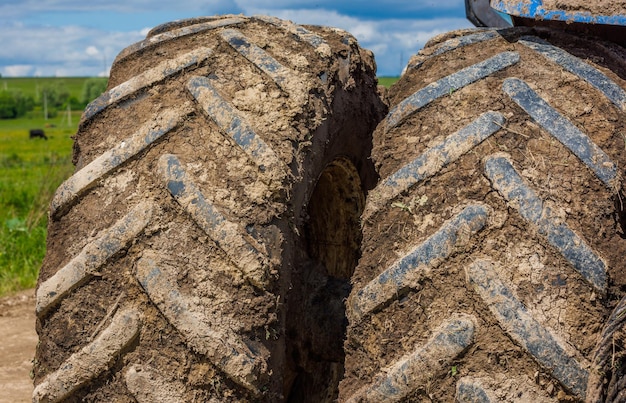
<box><xmin>0</xmin><ymin>289</ymin><xmax>36</xmax><ymax>403</ymax></box>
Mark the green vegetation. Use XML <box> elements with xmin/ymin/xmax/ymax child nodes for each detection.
<box><xmin>0</xmin><ymin>118</ymin><xmax>75</xmax><ymax>295</ymax></box>
<box><xmin>0</xmin><ymin>89</ymin><xmax>35</xmax><ymax>119</ymax></box>
<box><xmin>0</xmin><ymin>77</ymin><xmax>107</xmax><ymax>104</ymax></box>
<box><xmin>0</xmin><ymin>77</ymin><xmax>108</xmax><ymax>120</ymax></box>
<box><xmin>81</xmin><ymin>78</ymin><xmax>108</xmax><ymax>106</ymax></box>
<box><xmin>0</xmin><ymin>77</ymin><xmax>106</xmax><ymax>296</ymax></box>
<box><xmin>378</xmin><ymin>76</ymin><xmax>400</xmax><ymax>88</ymax></box>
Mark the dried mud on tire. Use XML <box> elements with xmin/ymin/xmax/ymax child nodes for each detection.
<box><xmin>33</xmin><ymin>15</ymin><xmax>385</xmax><ymax>402</ymax></box>
<box><xmin>341</xmin><ymin>28</ymin><xmax>626</xmax><ymax>402</ymax></box>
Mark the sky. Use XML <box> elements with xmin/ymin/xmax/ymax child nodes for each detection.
<box><xmin>0</xmin><ymin>0</ymin><xmax>475</xmax><ymax>78</ymax></box>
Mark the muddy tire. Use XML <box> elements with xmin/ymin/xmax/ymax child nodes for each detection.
<box><xmin>341</xmin><ymin>28</ymin><xmax>626</xmax><ymax>402</ymax></box>
<box><xmin>33</xmin><ymin>15</ymin><xmax>385</xmax><ymax>402</ymax></box>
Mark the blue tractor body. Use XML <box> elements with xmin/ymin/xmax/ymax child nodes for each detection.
<box><xmin>466</xmin><ymin>0</ymin><xmax>626</xmax><ymax>44</ymax></box>
<box><xmin>491</xmin><ymin>0</ymin><xmax>626</xmax><ymax>26</ymax></box>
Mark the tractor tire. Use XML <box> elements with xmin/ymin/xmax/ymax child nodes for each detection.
<box><xmin>33</xmin><ymin>15</ymin><xmax>386</xmax><ymax>402</ymax></box>
<box><xmin>340</xmin><ymin>28</ymin><xmax>626</xmax><ymax>402</ymax></box>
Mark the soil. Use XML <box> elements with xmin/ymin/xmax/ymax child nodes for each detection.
<box><xmin>0</xmin><ymin>289</ymin><xmax>36</xmax><ymax>403</ymax></box>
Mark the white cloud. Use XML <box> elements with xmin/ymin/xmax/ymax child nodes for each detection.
<box><xmin>0</xmin><ymin>1</ymin><xmax>473</xmax><ymax>77</ymax></box>
<box><xmin>0</xmin><ymin>22</ymin><xmax>145</xmax><ymax>77</ymax></box>
<box><xmin>366</xmin><ymin>18</ymin><xmax>471</xmax><ymax>75</ymax></box>
<box><xmin>85</xmin><ymin>46</ymin><xmax>100</xmax><ymax>56</ymax></box>
<box><xmin>240</xmin><ymin>7</ymin><xmax>471</xmax><ymax>75</ymax></box>
<box><xmin>234</xmin><ymin>0</ymin><xmax>461</xmax><ymax>14</ymax></box>
<box><xmin>0</xmin><ymin>0</ymin><xmax>243</xmax><ymax>16</ymax></box>
<box><xmin>1</xmin><ymin>0</ymin><xmax>460</xmax><ymax>16</ymax></box>
<box><xmin>3</xmin><ymin>65</ymin><xmax>35</xmax><ymax>77</ymax></box>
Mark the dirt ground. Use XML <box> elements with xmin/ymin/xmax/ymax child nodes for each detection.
<box><xmin>0</xmin><ymin>289</ymin><xmax>36</xmax><ymax>403</ymax></box>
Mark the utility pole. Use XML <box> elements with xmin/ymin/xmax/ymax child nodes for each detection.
<box><xmin>43</xmin><ymin>90</ymin><xmax>48</xmax><ymax>120</ymax></box>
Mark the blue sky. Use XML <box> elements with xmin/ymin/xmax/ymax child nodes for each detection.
<box><xmin>0</xmin><ymin>0</ymin><xmax>473</xmax><ymax>77</ymax></box>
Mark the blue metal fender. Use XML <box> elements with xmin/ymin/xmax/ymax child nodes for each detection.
<box><xmin>491</xmin><ymin>0</ymin><xmax>626</xmax><ymax>26</ymax></box>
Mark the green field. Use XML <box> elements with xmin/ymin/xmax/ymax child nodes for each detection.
<box><xmin>378</xmin><ymin>76</ymin><xmax>400</xmax><ymax>88</ymax></box>
<box><xmin>0</xmin><ymin>77</ymin><xmax>98</xmax><ymax>296</ymax></box>
<box><xmin>1</xmin><ymin>77</ymin><xmax>107</xmax><ymax>103</ymax></box>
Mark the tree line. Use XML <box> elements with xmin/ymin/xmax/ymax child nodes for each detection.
<box><xmin>0</xmin><ymin>78</ymin><xmax>107</xmax><ymax>119</ymax></box>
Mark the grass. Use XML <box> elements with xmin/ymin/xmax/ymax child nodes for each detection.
<box><xmin>1</xmin><ymin>77</ymin><xmax>107</xmax><ymax>102</ymax></box>
<box><xmin>0</xmin><ymin>77</ymin><xmax>97</xmax><ymax>296</ymax></box>
<box><xmin>378</xmin><ymin>76</ymin><xmax>400</xmax><ymax>88</ymax></box>
<box><xmin>0</xmin><ymin>111</ymin><xmax>77</xmax><ymax>295</ymax></box>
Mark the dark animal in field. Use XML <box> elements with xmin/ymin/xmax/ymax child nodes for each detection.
<box><xmin>29</xmin><ymin>129</ymin><xmax>47</xmax><ymax>140</ymax></box>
